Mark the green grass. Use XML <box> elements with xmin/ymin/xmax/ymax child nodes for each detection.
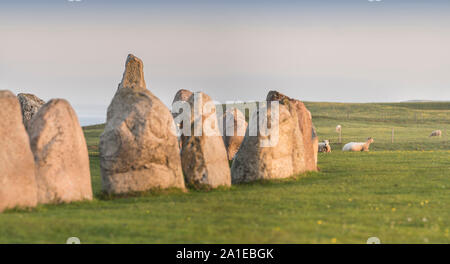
<box><xmin>304</xmin><ymin>101</ymin><xmax>450</xmax><ymax>151</ymax></box>
<box><xmin>82</xmin><ymin>124</ymin><xmax>104</xmax><ymax>152</ymax></box>
<box><xmin>0</xmin><ymin>102</ymin><xmax>449</xmax><ymax>243</ymax></box>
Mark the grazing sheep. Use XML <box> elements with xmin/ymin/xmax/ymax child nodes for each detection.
<box><xmin>342</xmin><ymin>137</ymin><xmax>374</xmax><ymax>152</ymax></box>
<box><xmin>318</xmin><ymin>140</ymin><xmax>331</xmax><ymax>153</ymax></box>
<box><xmin>429</xmin><ymin>130</ymin><xmax>442</xmax><ymax>137</ymax></box>
<box><xmin>336</xmin><ymin>125</ymin><xmax>342</xmax><ymax>133</ymax></box>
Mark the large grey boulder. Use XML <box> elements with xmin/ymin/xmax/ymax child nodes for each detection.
<box><xmin>219</xmin><ymin>108</ymin><xmax>248</xmax><ymax>160</ymax></box>
<box><xmin>181</xmin><ymin>92</ymin><xmax>231</xmax><ymax>188</ymax></box>
<box><xmin>17</xmin><ymin>93</ymin><xmax>45</xmax><ymax>129</ymax></box>
<box><xmin>100</xmin><ymin>54</ymin><xmax>185</xmax><ymax>194</ymax></box>
<box><xmin>28</xmin><ymin>99</ymin><xmax>93</xmax><ymax>204</ymax></box>
<box><xmin>231</xmin><ymin>102</ymin><xmax>305</xmax><ymax>183</ymax></box>
<box><xmin>266</xmin><ymin>90</ymin><xmax>318</xmax><ymax>171</ymax></box>
<box><xmin>0</xmin><ymin>90</ymin><xmax>38</xmax><ymax>212</ymax></box>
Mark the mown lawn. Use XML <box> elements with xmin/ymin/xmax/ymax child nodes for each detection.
<box><xmin>0</xmin><ymin>101</ymin><xmax>448</xmax><ymax>243</ymax></box>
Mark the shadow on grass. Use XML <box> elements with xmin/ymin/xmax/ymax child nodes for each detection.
<box><xmin>231</xmin><ymin>171</ymin><xmax>321</xmax><ymax>188</ymax></box>
<box><xmin>1</xmin><ymin>198</ymin><xmax>97</xmax><ymax>214</ymax></box>
<box><xmin>2</xmin><ymin>171</ymin><xmax>321</xmax><ymax>214</ymax></box>
<box><xmin>97</xmin><ymin>187</ymin><xmax>188</xmax><ymax>201</ymax></box>
<box><xmin>97</xmin><ymin>184</ymin><xmax>233</xmax><ymax>200</ymax></box>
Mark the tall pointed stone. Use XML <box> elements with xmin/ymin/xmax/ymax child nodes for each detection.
<box><xmin>28</xmin><ymin>99</ymin><xmax>93</xmax><ymax>204</ymax></box>
<box><xmin>266</xmin><ymin>91</ymin><xmax>318</xmax><ymax>171</ymax></box>
<box><xmin>0</xmin><ymin>90</ymin><xmax>37</xmax><ymax>212</ymax></box>
<box><xmin>100</xmin><ymin>54</ymin><xmax>185</xmax><ymax>194</ymax></box>
<box><xmin>181</xmin><ymin>92</ymin><xmax>231</xmax><ymax>188</ymax></box>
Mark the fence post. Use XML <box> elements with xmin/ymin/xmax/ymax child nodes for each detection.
<box><xmin>391</xmin><ymin>128</ymin><xmax>394</xmax><ymax>144</ymax></box>
<box><xmin>336</xmin><ymin>125</ymin><xmax>342</xmax><ymax>144</ymax></box>
<box><xmin>445</xmin><ymin>128</ymin><xmax>448</xmax><ymax>145</ymax></box>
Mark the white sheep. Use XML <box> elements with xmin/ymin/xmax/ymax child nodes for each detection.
<box><xmin>318</xmin><ymin>140</ymin><xmax>331</xmax><ymax>153</ymax></box>
<box><xmin>429</xmin><ymin>130</ymin><xmax>442</xmax><ymax>137</ymax></box>
<box><xmin>342</xmin><ymin>137</ymin><xmax>374</xmax><ymax>152</ymax></box>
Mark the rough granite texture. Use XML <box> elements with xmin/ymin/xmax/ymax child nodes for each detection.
<box><xmin>231</xmin><ymin>103</ymin><xmax>305</xmax><ymax>183</ymax></box>
<box><xmin>100</xmin><ymin>54</ymin><xmax>185</xmax><ymax>194</ymax></box>
<box><xmin>266</xmin><ymin>90</ymin><xmax>318</xmax><ymax>171</ymax></box>
<box><xmin>181</xmin><ymin>92</ymin><xmax>231</xmax><ymax>188</ymax></box>
<box><xmin>17</xmin><ymin>93</ymin><xmax>45</xmax><ymax>130</ymax></box>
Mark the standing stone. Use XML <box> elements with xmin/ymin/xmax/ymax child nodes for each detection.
<box><xmin>231</xmin><ymin>103</ymin><xmax>305</xmax><ymax>183</ymax></box>
<box><xmin>219</xmin><ymin>108</ymin><xmax>248</xmax><ymax>160</ymax></box>
<box><xmin>266</xmin><ymin>90</ymin><xmax>318</xmax><ymax>171</ymax></box>
<box><xmin>0</xmin><ymin>90</ymin><xmax>37</xmax><ymax>212</ymax></box>
<box><xmin>100</xmin><ymin>54</ymin><xmax>185</xmax><ymax>194</ymax></box>
<box><xmin>17</xmin><ymin>93</ymin><xmax>45</xmax><ymax>130</ymax></box>
<box><xmin>172</xmin><ymin>89</ymin><xmax>193</xmax><ymax>150</ymax></box>
<box><xmin>172</xmin><ymin>89</ymin><xmax>193</xmax><ymax>104</ymax></box>
<box><xmin>312</xmin><ymin>126</ymin><xmax>319</xmax><ymax>167</ymax></box>
<box><xmin>28</xmin><ymin>99</ymin><xmax>93</xmax><ymax>204</ymax></box>
<box><xmin>181</xmin><ymin>92</ymin><xmax>231</xmax><ymax>188</ymax></box>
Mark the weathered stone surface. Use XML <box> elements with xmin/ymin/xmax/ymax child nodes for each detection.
<box><xmin>181</xmin><ymin>92</ymin><xmax>231</xmax><ymax>188</ymax></box>
<box><xmin>172</xmin><ymin>89</ymin><xmax>193</xmax><ymax>150</ymax></box>
<box><xmin>28</xmin><ymin>99</ymin><xmax>92</xmax><ymax>204</ymax></box>
<box><xmin>231</xmin><ymin>103</ymin><xmax>305</xmax><ymax>183</ymax></box>
<box><xmin>17</xmin><ymin>93</ymin><xmax>45</xmax><ymax>129</ymax></box>
<box><xmin>219</xmin><ymin>108</ymin><xmax>248</xmax><ymax>160</ymax></box>
<box><xmin>172</xmin><ymin>89</ymin><xmax>193</xmax><ymax>104</ymax></box>
<box><xmin>266</xmin><ymin>90</ymin><xmax>318</xmax><ymax>171</ymax></box>
<box><xmin>100</xmin><ymin>54</ymin><xmax>185</xmax><ymax>194</ymax></box>
<box><xmin>0</xmin><ymin>90</ymin><xmax>37</xmax><ymax>212</ymax></box>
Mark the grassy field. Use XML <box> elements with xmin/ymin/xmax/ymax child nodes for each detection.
<box><xmin>305</xmin><ymin>101</ymin><xmax>450</xmax><ymax>151</ymax></box>
<box><xmin>0</xmin><ymin>102</ymin><xmax>449</xmax><ymax>243</ymax></box>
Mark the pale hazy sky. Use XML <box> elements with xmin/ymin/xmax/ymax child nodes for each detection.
<box><xmin>1</xmin><ymin>0</ymin><xmax>449</xmax><ymax>124</ymax></box>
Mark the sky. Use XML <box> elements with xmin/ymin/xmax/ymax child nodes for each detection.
<box><xmin>1</xmin><ymin>0</ymin><xmax>449</xmax><ymax>124</ymax></box>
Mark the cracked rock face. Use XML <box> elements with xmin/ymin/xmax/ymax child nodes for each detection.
<box><xmin>0</xmin><ymin>90</ymin><xmax>37</xmax><ymax>212</ymax></box>
<box><xmin>180</xmin><ymin>92</ymin><xmax>231</xmax><ymax>189</ymax></box>
<box><xmin>28</xmin><ymin>99</ymin><xmax>93</xmax><ymax>204</ymax></box>
<box><xmin>100</xmin><ymin>54</ymin><xmax>185</xmax><ymax>194</ymax></box>
<box><xmin>17</xmin><ymin>93</ymin><xmax>45</xmax><ymax>130</ymax></box>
